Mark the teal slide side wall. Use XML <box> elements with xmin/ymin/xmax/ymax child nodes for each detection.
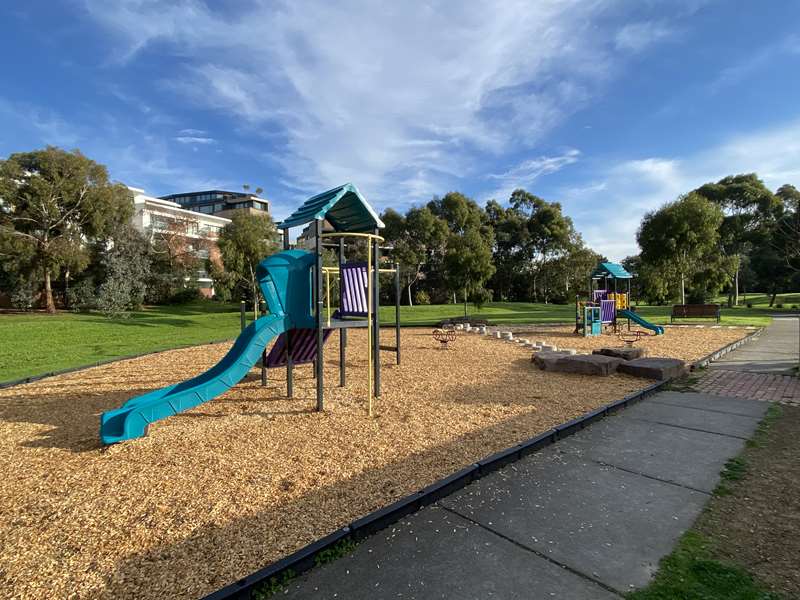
<box><xmin>100</xmin><ymin>249</ymin><xmax>316</xmax><ymax>444</ymax></box>
<box><xmin>619</xmin><ymin>309</ymin><xmax>665</xmax><ymax>335</ymax></box>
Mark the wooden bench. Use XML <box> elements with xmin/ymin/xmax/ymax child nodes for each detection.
<box><xmin>671</xmin><ymin>304</ymin><xmax>721</xmax><ymax>323</ymax></box>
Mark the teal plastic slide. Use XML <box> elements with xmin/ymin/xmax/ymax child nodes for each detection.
<box><xmin>618</xmin><ymin>309</ymin><xmax>665</xmax><ymax>335</ymax></box>
<box><xmin>100</xmin><ymin>250</ymin><xmax>317</xmax><ymax>444</ymax></box>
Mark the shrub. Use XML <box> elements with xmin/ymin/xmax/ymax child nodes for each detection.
<box><xmin>97</xmin><ymin>277</ymin><xmax>134</xmax><ymax>319</ymax></box>
<box><xmin>469</xmin><ymin>287</ymin><xmax>492</xmax><ymax>310</ymax></box>
<box><xmin>414</xmin><ymin>290</ymin><xmax>431</xmax><ymax>305</ymax></box>
<box><xmin>776</xmin><ymin>303</ymin><xmax>784</xmax><ymax>309</ymax></box>
<box><xmin>68</xmin><ymin>278</ymin><xmax>97</xmax><ymax>312</ymax></box>
<box><xmin>169</xmin><ymin>287</ymin><xmax>204</xmax><ymax>305</ymax></box>
<box><xmin>10</xmin><ymin>282</ymin><xmax>35</xmax><ymax>310</ymax></box>
<box><xmin>746</xmin><ymin>302</ymin><xmax>753</xmax><ymax>308</ymax></box>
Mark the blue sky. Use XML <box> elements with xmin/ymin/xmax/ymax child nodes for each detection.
<box><xmin>2</xmin><ymin>1</ymin><xmax>799</xmax><ymax>259</ymax></box>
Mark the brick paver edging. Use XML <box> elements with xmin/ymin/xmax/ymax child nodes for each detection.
<box><xmin>202</xmin><ymin>379</ymin><xmax>670</xmax><ymax>600</ymax></box>
<box><xmin>690</xmin><ymin>327</ymin><xmax>763</xmax><ymax>371</ymax></box>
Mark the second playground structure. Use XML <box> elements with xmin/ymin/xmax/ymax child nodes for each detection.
<box><xmin>575</xmin><ymin>262</ymin><xmax>664</xmax><ymax>337</ymax></box>
<box><xmin>100</xmin><ymin>183</ymin><xmax>400</xmax><ymax>444</ymax></box>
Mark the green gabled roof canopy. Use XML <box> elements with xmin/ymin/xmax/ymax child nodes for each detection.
<box><xmin>591</xmin><ymin>262</ymin><xmax>633</xmax><ymax>280</ymax></box>
<box><xmin>278</xmin><ymin>183</ymin><xmax>385</xmax><ymax>232</ymax></box>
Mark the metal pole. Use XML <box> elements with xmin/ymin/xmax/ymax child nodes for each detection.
<box><xmin>283</xmin><ymin>229</ymin><xmax>293</xmax><ymax>398</ymax></box>
<box><xmin>366</xmin><ymin>234</ymin><xmax>373</xmax><ymax>416</ymax></box>
<box><xmin>315</xmin><ymin>219</ymin><xmax>324</xmax><ymax>411</ymax></box>
<box><xmin>339</xmin><ymin>237</ymin><xmax>346</xmax><ymax>387</ymax></box>
<box><xmin>240</xmin><ymin>300</ymin><xmax>246</xmax><ymax>332</ymax></box>
<box><xmin>394</xmin><ymin>262</ymin><xmax>400</xmax><ymax>365</ymax></box>
<box><xmin>373</xmin><ymin>233</ymin><xmax>381</xmax><ymax>398</ymax></box>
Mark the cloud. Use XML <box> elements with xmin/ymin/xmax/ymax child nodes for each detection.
<box><xmin>82</xmin><ymin>1</ymin><xmax>688</xmax><ymax>205</ymax></box>
<box><xmin>615</xmin><ymin>21</ymin><xmax>676</xmax><ymax>52</ymax></box>
<box><xmin>709</xmin><ymin>34</ymin><xmax>800</xmax><ymax>92</ymax></box>
<box><xmin>178</xmin><ymin>128</ymin><xmax>207</xmax><ymax>136</ymax></box>
<box><xmin>174</xmin><ymin>136</ymin><xmax>215</xmax><ymax>145</ymax></box>
<box><xmin>557</xmin><ymin>119</ymin><xmax>800</xmax><ymax>261</ymax></box>
<box><xmin>486</xmin><ymin>149</ymin><xmax>580</xmax><ymax>201</ymax></box>
<box><xmin>0</xmin><ymin>98</ymin><xmax>82</xmax><ymax>148</ymax></box>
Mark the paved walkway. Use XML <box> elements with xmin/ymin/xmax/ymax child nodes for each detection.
<box><xmin>709</xmin><ymin>314</ymin><xmax>799</xmax><ymax>373</ymax></box>
<box><xmin>282</xmin><ymin>391</ymin><xmax>766</xmax><ymax>599</ymax></box>
<box><xmin>278</xmin><ymin>318</ymin><xmax>795</xmax><ymax>599</ymax></box>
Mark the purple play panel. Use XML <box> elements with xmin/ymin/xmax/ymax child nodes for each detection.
<box><xmin>592</xmin><ymin>289</ymin><xmax>608</xmax><ymax>303</ymax></box>
<box><xmin>265</xmin><ymin>328</ymin><xmax>334</xmax><ymax>368</ymax></box>
<box><xmin>600</xmin><ymin>299</ymin><xmax>616</xmax><ymax>324</ymax></box>
<box><xmin>341</xmin><ymin>262</ymin><xmax>368</xmax><ymax>317</ymax></box>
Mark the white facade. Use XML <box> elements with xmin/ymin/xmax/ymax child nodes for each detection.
<box><xmin>129</xmin><ymin>187</ymin><xmax>231</xmax><ymax>294</ymax></box>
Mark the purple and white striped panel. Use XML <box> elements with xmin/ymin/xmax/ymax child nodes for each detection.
<box><xmin>265</xmin><ymin>328</ymin><xmax>334</xmax><ymax>368</ymax></box>
<box><xmin>593</xmin><ymin>289</ymin><xmax>608</xmax><ymax>303</ymax></box>
<box><xmin>340</xmin><ymin>262</ymin><xmax>368</xmax><ymax>317</ymax></box>
<box><xmin>600</xmin><ymin>299</ymin><xmax>616</xmax><ymax>323</ymax></box>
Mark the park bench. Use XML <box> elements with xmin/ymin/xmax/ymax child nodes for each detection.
<box><xmin>670</xmin><ymin>304</ymin><xmax>721</xmax><ymax>323</ymax></box>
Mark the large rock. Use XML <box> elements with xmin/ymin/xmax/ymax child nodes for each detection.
<box><xmin>532</xmin><ymin>351</ymin><xmax>570</xmax><ymax>371</ymax></box>
<box><xmin>617</xmin><ymin>357</ymin><xmax>686</xmax><ymax>380</ymax></box>
<box><xmin>593</xmin><ymin>347</ymin><xmax>646</xmax><ymax>361</ymax></box>
<box><xmin>553</xmin><ymin>354</ymin><xmax>623</xmax><ymax>376</ymax></box>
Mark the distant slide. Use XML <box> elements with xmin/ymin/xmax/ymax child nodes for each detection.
<box><xmin>100</xmin><ymin>314</ymin><xmax>288</xmax><ymax>444</ymax></box>
<box><xmin>618</xmin><ymin>309</ymin><xmax>664</xmax><ymax>335</ymax></box>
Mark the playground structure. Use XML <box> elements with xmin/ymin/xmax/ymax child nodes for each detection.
<box><xmin>575</xmin><ymin>262</ymin><xmax>664</xmax><ymax>337</ymax></box>
<box><xmin>100</xmin><ymin>183</ymin><xmax>400</xmax><ymax>444</ymax></box>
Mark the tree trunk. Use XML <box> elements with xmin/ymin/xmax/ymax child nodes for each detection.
<box><xmin>680</xmin><ymin>270</ymin><xmax>685</xmax><ymax>305</ymax></box>
<box><xmin>769</xmin><ymin>286</ymin><xmax>777</xmax><ymax>307</ymax></box>
<box><xmin>733</xmin><ymin>267</ymin><xmax>739</xmax><ymax>306</ymax></box>
<box><xmin>407</xmin><ymin>283</ymin><xmax>413</xmax><ymax>307</ymax></box>
<box><xmin>463</xmin><ymin>288</ymin><xmax>468</xmax><ymax>318</ymax></box>
<box><xmin>44</xmin><ymin>266</ymin><xmax>56</xmax><ymax>314</ymax></box>
<box><xmin>64</xmin><ymin>268</ymin><xmax>71</xmax><ymax>310</ymax></box>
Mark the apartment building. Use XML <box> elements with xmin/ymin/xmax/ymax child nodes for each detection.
<box><xmin>129</xmin><ymin>187</ymin><xmax>231</xmax><ymax>297</ymax></box>
<box><xmin>159</xmin><ymin>190</ymin><xmax>270</xmax><ymax>219</ymax></box>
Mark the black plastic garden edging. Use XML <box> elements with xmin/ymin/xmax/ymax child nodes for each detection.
<box><xmin>690</xmin><ymin>327</ymin><xmax>762</xmax><ymax>371</ymax></box>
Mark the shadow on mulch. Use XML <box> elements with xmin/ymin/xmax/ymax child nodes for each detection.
<box><xmin>695</xmin><ymin>404</ymin><xmax>800</xmax><ymax>598</ymax></box>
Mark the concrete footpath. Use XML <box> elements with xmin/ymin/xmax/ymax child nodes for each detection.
<box><xmin>282</xmin><ymin>389</ymin><xmax>767</xmax><ymax>599</ymax></box>
<box><xmin>278</xmin><ymin>319</ymin><xmax>797</xmax><ymax>599</ymax></box>
<box><xmin>709</xmin><ymin>314</ymin><xmax>799</xmax><ymax>373</ymax></box>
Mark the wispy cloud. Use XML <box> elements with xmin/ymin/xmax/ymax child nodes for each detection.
<box><xmin>174</xmin><ymin>136</ymin><xmax>215</xmax><ymax>145</ymax></box>
<box><xmin>708</xmin><ymin>34</ymin><xmax>800</xmax><ymax>93</ymax></box>
<box><xmin>82</xmin><ymin>1</ymin><xmax>688</xmax><ymax>205</ymax></box>
<box><xmin>486</xmin><ymin>149</ymin><xmax>580</xmax><ymax>201</ymax></box>
<box><xmin>615</xmin><ymin>21</ymin><xmax>676</xmax><ymax>52</ymax></box>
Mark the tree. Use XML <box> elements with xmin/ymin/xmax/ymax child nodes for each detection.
<box><xmin>147</xmin><ymin>213</ymin><xmax>214</xmax><ymax>303</ymax></box>
<box><xmin>773</xmin><ymin>184</ymin><xmax>800</xmax><ymax>273</ymax></box>
<box><xmin>381</xmin><ymin>206</ymin><xmax>448</xmax><ymax>305</ymax></box>
<box><xmin>637</xmin><ymin>193</ymin><xmax>724</xmax><ymax>304</ymax></box>
<box><xmin>216</xmin><ymin>211</ymin><xmax>279</xmax><ymax>318</ymax></box>
<box><xmin>428</xmin><ymin>192</ymin><xmax>495</xmax><ymax>313</ymax></box>
<box><xmin>96</xmin><ymin>225</ymin><xmax>152</xmax><ymax>318</ymax></box>
<box><xmin>0</xmin><ymin>147</ymin><xmax>132</xmax><ymax>312</ymax></box>
<box><xmin>693</xmin><ymin>174</ymin><xmax>780</xmax><ymax>305</ymax></box>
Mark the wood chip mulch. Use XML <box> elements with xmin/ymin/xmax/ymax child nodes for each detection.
<box><xmin>0</xmin><ymin>326</ymin><xmax>747</xmax><ymax>599</ymax></box>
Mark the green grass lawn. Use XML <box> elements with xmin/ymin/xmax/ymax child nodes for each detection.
<box><xmin>1</xmin><ymin>297</ymin><xmax>787</xmax><ymax>382</ymax></box>
<box><xmin>0</xmin><ymin>303</ymin><xmax>243</xmax><ymax>382</ymax></box>
<box><xmin>380</xmin><ymin>300</ymin><xmax>779</xmax><ymax>328</ymax></box>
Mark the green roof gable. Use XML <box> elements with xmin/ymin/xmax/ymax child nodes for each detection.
<box><xmin>591</xmin><ymin>262</ymin><xmax>633</xmax><ymax>280</ymax></box>
<box><xmin>278</xmin><ymin>183</ymin><xmax>385</xmax><ymax>233</ymax></box>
